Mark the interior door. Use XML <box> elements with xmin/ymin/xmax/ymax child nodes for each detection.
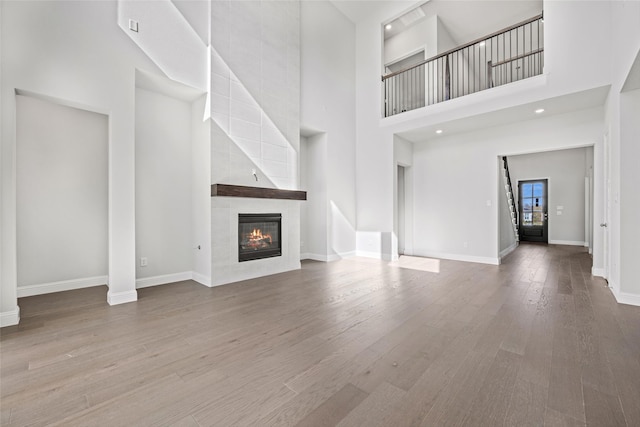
<box><xmin>518</xmin><ymin>179</ymin><xmax>548</xmax><ymax>243</ymax></box>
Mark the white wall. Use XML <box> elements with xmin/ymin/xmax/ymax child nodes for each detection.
<box><xmin>384</xmin><ymin>14</ymin><xmax>458</xmax><ymax>66</ymax></box>
<box><xmin>507</xmin><ymin>147</ymin><xmax>591</xmax><ymax>246</ymax></box>
<box><xmin>299</xmin><ymin>135</ymin><xmax>309</xmax><ymax>257</ymax></box>
<box><xmin>301</xmin><ymin>0</ymin><xmax>357</xmax><ymax>260</ymax></box>
<box><xmin>385</xmin><ymin>15</ymin><xmax>432</xmax><ymax>65</ymax></box>
<box><xmin>619</xmin><ymin>88</ymin><xmax>640</xmax><ymax>302</ymax></box>
<box><xmin>300</xmin><ymin>133</ymin><xmax>328</xmax><ymax>260</ymax></box>
<box><xmin>16</xmin><ymin>94</ymin><xmax>108</xmax><ymax>293</ymax></box>
<box><xmin>599</xmin><ymin>0</ymin><xmax>640</xmax><ymax>305</ymax></box>
<box><xmin>355</xmin><ymin>2</ymin><xmax>411</xmax><ymax>245</ymax></box>
<box><xmin>135</xmin><ymin>88</ymin><xmax>192</xmax><ymax>282</ymax></box>
<box><xmin>411</xmin><ymin>108</ymin><xmax>602</xmax><ymax>264</ymax></box>
<box><xmin>1</xmin><ymin>0</ymin><xmax>168</xmax><ymax>323</ymax></box>
<box><xmin>191</xmin><ymin>95</ymin><xmax>212</xmax><ymax>285</ymax></box>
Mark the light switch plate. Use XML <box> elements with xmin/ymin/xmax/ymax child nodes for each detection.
<box><xmin>129</xmin><ymin>19</ymin><xmax>139</xmax><ymax>32</ymax></box>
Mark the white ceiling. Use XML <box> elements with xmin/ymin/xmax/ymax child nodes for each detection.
<box><xmin>330</xmin><ymin>0</ymin><xmax>415</xmax><ymax>25</ymax></box>
<box><xmin>332</xmin><ymin>0</ymin><xmax>542</xmax><ymax>47</ymax></box>
<box><xmin>395</xmin><ymin>86</ymin><xmax>610</xmax><ymax>143</ymax></box>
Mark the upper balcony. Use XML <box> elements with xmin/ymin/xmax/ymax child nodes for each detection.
<box><xmin>382</xmin><ymin>13</ymin><xmax>544</xmax><ymax>117</ymax></box>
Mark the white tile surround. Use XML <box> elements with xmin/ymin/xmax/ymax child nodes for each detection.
<box><xmin>209</xmin><ymin>0</ymin><xmax>300</xmax><ymax>191</ymax></box>
<box><xmin>211</xmin><ymin>197</ymin><xmax>301</xmax><ymax>286</ymax></box>
<box><xmin>209</xmin><ymin>47</ymin><xmax>298</xmax><ymax>191</ymax></box>
<box><xmin>209</xmin><ymin>0</ymin><xmax>302</xmax><ymax>286</ymax></box>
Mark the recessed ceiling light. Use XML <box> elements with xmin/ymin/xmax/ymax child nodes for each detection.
<box><xmin>535</xmin><ymin>108</ymin><xmax>545</xmax><ymax>114</ymax></box>
<box><xmin>479</xmin><ymin>41</ymin><xmax>485</xmax><ymax>47</ymax></box>
<box><xmin>385</xmin><ymin>24</ymin><xmax>392</xmax><ymax>30</ymax></box>
<box><xmin>436</xmin><ymin>129</ymin><xmax>443</xmax><ymax>134</ymax></box>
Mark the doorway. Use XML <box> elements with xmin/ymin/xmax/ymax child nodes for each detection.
<box><xmin>518</xmin><ymin>179</ymin><xmax>548</xmax><ymax>243</ymax></box>
<box><xmin>397</xmin><ymin>165</ymin><xmax>406</xmax><ymax>255</ymax></box>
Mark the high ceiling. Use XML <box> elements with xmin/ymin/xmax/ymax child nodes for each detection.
<box><xmin>331</xmin><ymin>0</ymin><xmax>543</xmax><ymax>47</ymax></box>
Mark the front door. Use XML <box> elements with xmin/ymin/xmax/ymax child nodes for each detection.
<box><xmin>519</xmin><ymin>179</ymin><xmax>548</xmax><ymax>243</ymax></box>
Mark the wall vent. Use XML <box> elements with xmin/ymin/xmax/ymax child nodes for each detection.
<box><xmin>399</xmin><ymin>7</ymin><xmax>426</xmax><ymax>27</ymax></box>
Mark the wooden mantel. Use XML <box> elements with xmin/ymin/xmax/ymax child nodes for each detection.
<box><xmin>211</xmin><ymin>184</ymin><xmax>306</xmax><ymax>201</ymax></box>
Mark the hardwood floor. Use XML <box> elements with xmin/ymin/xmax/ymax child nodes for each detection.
<box><xmin>2</xmin><ymin>243</ymin><xmax>639</xmax><ymax>426</ymax></box>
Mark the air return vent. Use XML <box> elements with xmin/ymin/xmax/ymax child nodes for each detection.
<box><xmin>399</xmin><ymin>7</ymin><xmax>425</xmax><ymax>27</ymax></box>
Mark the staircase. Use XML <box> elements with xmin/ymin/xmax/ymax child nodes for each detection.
<box><xmin>502</xmin><ymin>156</ymin><xmax>519</xmax><ymax>242</ymax></box>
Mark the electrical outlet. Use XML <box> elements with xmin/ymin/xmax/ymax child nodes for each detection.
<box><xmin>463</xmin><ymin>241</ymin><xmax>468</xmax><ymax>248</ymax></box>
<box><xmin>140</xmin><ymin>257</ymin><xmax>148</xmax><ymax>267</ymax></box>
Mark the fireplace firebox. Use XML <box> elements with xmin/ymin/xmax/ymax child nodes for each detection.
<box><xmin>238</xmin><ymin>213</ymin><xmax>282</xmax><ymax>262</ymax></box>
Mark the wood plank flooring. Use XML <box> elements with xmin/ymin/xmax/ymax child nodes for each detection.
<box><xmin>1</xmin><ymin>243</ymin><xmax>639</xmax><ymax>426</ymax></box>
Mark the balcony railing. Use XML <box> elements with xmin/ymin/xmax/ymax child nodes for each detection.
<box><xmin>382</xmin><ymin>14</ymin><xmax>544</xmax><ymax>117</ymax></box>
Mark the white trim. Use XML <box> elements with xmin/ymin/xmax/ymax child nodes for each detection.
<box><xmin>549</xmin><ymin>240</ymin><xmax>587</xmax><ymax>246</ymax></box>
<box><xmin>592</xmin><ymin>267</ymin><xmax>606</xmax><ymax>277</ymax></box>
<box><xmin>301</xmin><ymin>253</ymin><xmax>329</xmax><ymax>262</ymax></box>
<box><xmin>610</xmin><ymin>287</ymin><xmax>640</xmax><ymax>307</ymax></box>
<box><xmin>413</xmin><ymin>251</ymin><xmax>500</xmax><ymax>266</ymax></box>
<box><xmin>136</xmin><ymin>271</ymin><xmax>192</xmax><ymax>289</ymax></box>
<box><xmin>329</xmin><ymin>251</ymin><xmax>356</xmax><ymax>262</ymax></box>
<box><xmin>499</xmin><ymin>242</ymin><xmax>519</xmax><ymax>261</ymax></box>
<box><xmin>355</xmin><ymin>250</ymin><xmax>382</xmax><ymax>259</ymax></box>
<box><xmin>17</xmin><ymin>275</ymin><xmax>108</xmax><ymax>297</ymax></box>
<box><xmin>107</xmin><ymin>290</ymin><xmax>138</xmax><ymax>306</ymax></box>
<box><xmin>191</xmin><ymin>272</ymin><xmax>211</xmax><ymax>287</ymax></box>
<box><xmin>301</xmin><ymin>251</ymin><xmax>356</xmax><ymax>262</ymax></box>
<box><xmin>0</xmin><ymin>307</ymin><xmax>20</xmax><ymax>327</ymax></box>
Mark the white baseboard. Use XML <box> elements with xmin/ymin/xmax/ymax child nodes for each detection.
<box><xmin>499</xmin><ymin>242</ymin><xmax>519</xmax><ymax>261</ymax></box>
<box><xmin>610</xmin><ymin>285</ymin><xmax>640</xmax><ymax>307</ymax></box>
<box><xmin>355</xmin><ymin>250</ymin><xmax>382</xmax><ymax>260</ymax></box>
<box><xmin>328</xmin><ymin>251</ymin><xmax>356</xmax><ymax>262</ymax></box>
<box><xmin>17</xmin><ymin>275</ymin><xmax>108</xmax><ymax>298</ymax></box>
<box><xmin>413</xmin><ymin>251</ymin><xmax>500</xmax><ymax>266</ymax></box>
<box><xmin>107</xmin><ymin>290</ymin><xmax>138</xmax><ymax>306</ymax></box>
<box><xmin>301</xmin><ymin>253</ymin><xmax>329</xmax><ymax>262</ymax></box>
<box><xmin>549</xmin><ymin>240</ymin><xmax>587</xmax><ymax>246</ymax></box>
<box><xmin>0</xmin><ymin>306</ymin><xmax>20</xmax><ymax>327</ymax></box>
<box><xmin>191</xmin><ymin>271</ymin><xmax>212</xmax><ymax>287</ymax></box>
<box><xmin>592</xmin><ymin>267</ymin><xmax>606</xmax><ymax>278</ymax></box>
<box><xmin>136</xmin><ymin>271</ymin><xmax>193</xmax><ymax>289</ymax></box>
<box><xmin>301</xmin><ymin>252</ymin><xmax>356</xmax><ymax>262</ymax></box>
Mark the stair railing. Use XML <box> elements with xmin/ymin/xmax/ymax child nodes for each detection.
<box><xmin>502</xmin><ymin>156</ymin><xmax>519</xmax><ymax>241</ymax></box>
<box><xmin>382</xmin><ymin>13</ymin><xmax>544</xmax><ymax>117</ymax></box>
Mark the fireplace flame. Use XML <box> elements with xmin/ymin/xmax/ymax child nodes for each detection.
<box><xmin>245</xmin><ymin>228</ymin><xmax>272</xmax><ymax>249</ymax></box>
<box><xmin>250</xmin><ymin>228</ymin><xmax>272</xmax><ymax>243</ymax></box>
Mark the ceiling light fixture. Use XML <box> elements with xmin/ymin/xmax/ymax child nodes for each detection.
<box><xmin>385</xmin><ymin>24</ymin><xmax>392</xmax><ymax>30</ymax></box>
<box><xmin>436</xmin><ymin>129</ymin><xmax>443</xmax><ymax>134</ymax></box>
<box><xmin>535</xmin><ymin>108</ymin><xmax>545</xmax><ymax>114</ymax></box>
